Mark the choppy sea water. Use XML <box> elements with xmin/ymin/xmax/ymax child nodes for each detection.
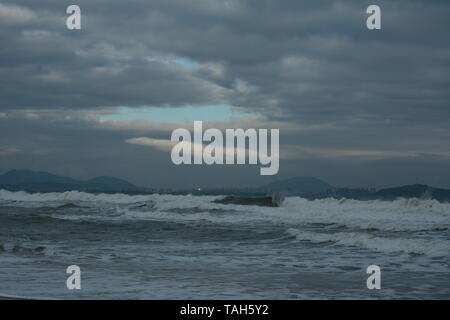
<box><xmin>0</xmin><ymin>189</ymin><xmax>449</xmax><ymax>299</ymax></box>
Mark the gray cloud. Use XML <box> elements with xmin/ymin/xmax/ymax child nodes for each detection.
<box><xmin>0</xmin><ymin>0</ymin><xmax>450</xmax><ymax>188</ymax></box>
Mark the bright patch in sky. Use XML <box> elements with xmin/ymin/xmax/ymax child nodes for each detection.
<box><xmin>175</xmin><ymin>58</ymin><xmax>198</xmax><ymax>68</ymax></box>
<box><xmin>100</xmin><ymin>105</ymin><xmax>248</xmax><ymax>122</ymax></box>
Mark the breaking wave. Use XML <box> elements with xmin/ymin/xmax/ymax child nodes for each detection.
<box><xmin>285</xmin><ymin>228</ymin><xmax>450</xmax><ymax>257</ymax></box>
<box><xmin>1</xmin><ymin>189</ymin><xmax>449</xmax><ymax>233</ymax></box>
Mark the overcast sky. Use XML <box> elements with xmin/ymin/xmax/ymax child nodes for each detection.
<box><xmin>0</xmin><ymin>0</ymin><xmax>449</xmax><ymax>189</ymax></box>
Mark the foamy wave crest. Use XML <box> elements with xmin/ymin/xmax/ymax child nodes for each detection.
<box><xmin>1</xmin><ymin>190</ymin><xmax>449</xmax><ymax>233</ymax></box>
<box><xmin>0</xmin><ymin>189</ymin><xmax>155</xmax><ymax>204</ymax></box>
<box><xmin>285</xmin><ymin>228</ymin><xmax>450</xmax><ymax>257</ymax></box>
<box><xmin>0</xmin><ymin>189</ymin><xmax>220</xmax><ymax>206</ymax></box>
<box><xmin>277</xmin><ymin>197</ymin><xmax>450</xmax><ymax>232</ymax></box>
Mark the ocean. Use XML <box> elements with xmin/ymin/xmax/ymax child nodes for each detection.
<box><xmin>0</xmin><ymin>190</ymin><xmax>449</xmax><ymax>299</ymax></box>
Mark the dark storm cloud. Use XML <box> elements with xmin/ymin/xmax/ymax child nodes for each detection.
<box><xmin>1</xmin><ymin>0</ymin><xmax>450</xmax><ymax>188</ymax></box>
<box><xmin>2</xmin><ymin>1</ymin><xmax>449</xmax><ymax>118</ymax></box>
<box><xmin>0</xmin><ymin>113</ymin><xmax>268</xmax><ymax>188</ymax></box>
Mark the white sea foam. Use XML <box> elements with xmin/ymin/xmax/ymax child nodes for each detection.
<box><xmin>1</xmin><ymin>189</ymin><xmax>449</xmax><ymax>233</ymax></box>
<box><xmin>285</xmin><ymin>228</ymin><xmax>450</xmax><ymax>257</ymax></box>
<box><xmin>277</xmin><ymin>197</ymin><xmax>450</xmax><ymax>232</ymax></box>
<box><xmin>115</xmin><ymin>196</ymin><xmax>450</xmax><ymax>236</ymax></box>
<box><xmin>0</xmin><ymin>191</ymin><xmax>449</xmax><ymax>299</ymax></box>
<box><xmin>0</xmin><ymin>189</ymin><xmax>156</xmax><ymax>204</ymax></box>
<box><xmin>0</xmin><ymin>189</ymin><xmax>220</xmax><ymax>205</ymax></box>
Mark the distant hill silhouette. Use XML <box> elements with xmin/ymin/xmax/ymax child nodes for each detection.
<box><xmin>252</xmin><ymin>178</ymin><xmax>450</xmax><ymax>201</ymax></box>
<box><xmin>302</xmin><ymin>184</ymin><xmax>450</xmax><ymax>202</ymax></box>
<box><xmin>375</xmin><ymin>184</ymin><xmax>450</xmax><ymax>202</ymax></box>
<box><xmin>85</xmin><ymin>176</ymin><xmax>138</xmax><ymax>191</ymax></box>
<box><xmin>0</xmin><ymin>170</ymin><xmax>150</xmax><ymax>193</ymax></box>
<box><xmin>1</xmin><ymin>170</ymin><xmax>450</xmax><ymax>202</ymax></box>
<box><xmin>257</xmin><ymin>176</ymin><xmax>333</xmax><ymax>194</ymax></box>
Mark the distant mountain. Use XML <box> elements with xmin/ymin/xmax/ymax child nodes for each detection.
<box><xmin>257</xmin><ymin>176</ymin><xmax>333</xmax><ymax>194</ymax></box>
<box><xmin>375</xmin><ymin>184</ymin><xmax>450</xmax><ymax>202</ymax></box>
<box><xmin>0</xmin><ymin>170</ymin><xmax>151</xmax><ymax>194</ymax></box>
<box><xmin>3</xmin><ymin>170</ymin><xmax>449</xmax><ymax>201</ymax></box>
<box><xmin>295</xmin><ymin>184</ymin><xmax>450</xmax><ymax>202</ymax></box>
<box><xmin>85</xmin><ymin>176</ymin><xmax>138</xmax><ymax>191</ymax></box>
<box><xmin>255</xmin><ymin>178</ymin><xmax>450</xmax><ymax>201</ymax></box>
